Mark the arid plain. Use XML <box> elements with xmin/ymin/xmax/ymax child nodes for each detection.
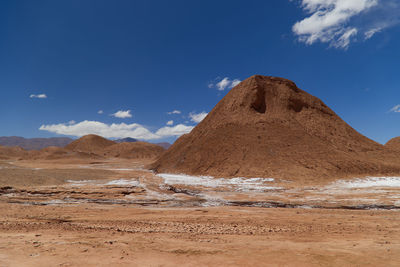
<box><xmin>1</xmin><ymin>157</ymin><xmax>400</xmax><ymax>267</ymax></box>
<box><xmin>1</xmin><ymin>76</ymin><xmax>400</xmax><ymax>266</ymax></box>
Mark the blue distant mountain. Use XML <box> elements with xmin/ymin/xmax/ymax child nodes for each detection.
<box><xmin>0</xmin><ymin>136</ymin><xmax>171</xmax><ymax>151</ymax></box>
<box><xmin>0</xmin><ymin>136</ymin><xmax>74</xmax><ymax>150</ymax></box>
<box><xmin>114</xmin><ymin>137</ymin><xmax>138</xmax><ymax>143</ymax></box>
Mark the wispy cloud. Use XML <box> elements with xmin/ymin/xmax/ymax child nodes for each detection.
<box><xmin>209</xmin><ymin>77</ymin><xmax>241</xmax><ymax>91</ymax></box>
<box><xmin>97</xmin><ymin>110</ymin><xmax>104</xmax><ymax>114</ymax></box>
<box><xmin>155</xmin><ymin>124</ymin><xmax>194</xmax><ymax>137</ymax></box>
<box><xmin>30</xmin><ymin>94</ymin><xmax>47</xmax><ymax>99</ymax></box>
<box><xmin>166</xmin><ymin>120</ymin><xmax>174</xmax><ymax>125</ymax></box>
<box><xmin>292</xmin><ymin>0</ymin><xmax>400</xmax><ymax>49</ymax></box>
<box><xmin>167</xmin><ymin>110</ymin><xmax>181</xmax><ymax>115</ymax></box>
<box><xmin>364</xmin><ymin>26</ymin><xmax>383</xmax><ymax>39</ymax></box>
<box><xmin>189</xmin><ymin>111</ymin><xmax>208</xmax><ymax>123</ymax></box>
<box><xmin>40</xmin><ymin>120</ymin><xmax>194</xmax><ymax>140</ymax></box>
<box><xmin>390</xmin><ymin>104</ymin><xmax>400</xmax><ymax>113</ymax></box>
<box><xmin>111</xmin><ymin>110</ymin><xmax>132</xmax><ymax>118</ymax></box>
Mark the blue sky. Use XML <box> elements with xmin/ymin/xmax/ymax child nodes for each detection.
<box><xmin>0</xmin><ymin>0</ymin><xmax>399</xmax><ymax>144</ymax></box>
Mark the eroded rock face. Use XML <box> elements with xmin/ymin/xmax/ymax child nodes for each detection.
<box><xmin>151</xmin><ymin>75</ymin><xmax>400</xmax><ymax>182</ymax></box>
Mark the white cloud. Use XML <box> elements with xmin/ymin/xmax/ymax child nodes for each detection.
<box><xmin>231</xmin><ymin>79</ymin><xmax>241</xmax><ymax>87</ymax></box>
<box><xmin>30</xmin><ymin>94</ymin><xmax>47</xmax><ymax>99</ymax></box>
<box><xmin>292</xmin><ymin>0</ymin><xmax>379</xmax><ymax>49</ymax></box>
<box><xmin>111</xmin><ymin>110</ymin><xmax>132</xmax><ymax>118</ymax></box>
<box><xmin>98</xmin><ymin>110</ymin><xmax>104</xmax><ymax>114</ymax></box>
<box><xmin>68</xmin><ymin>120</ymin><xmax>76</xmax><ymax>125</ymax></box>
<box><xmin>390</xmin><ymin>104</ymin><xmax>400</xmax><ymax>113</ymax></box>
<box><xmin>364</xmin><ymin>27</ymin><xmax>381</xmax><ymax>39</ymax></box>
<box><xmin>335</xmin><ymin>27</ymin><xmax>358</xmax><ymax>49</ymax></box>
<box><xmin>216</xmin><ymin>78</ymin><xmax>231</xmax><ymax>91</ymax></box>
<box><xmin>166</xmin><ymin>120</ymin><xmax>174</xmax><ymax>125</ymax></box>
<box><xmin>208</xmin><ymin>77</ymin><xmax>241</xmax><ymax>91</ymax></box>
<box><xmin>155</xmin><ymin>124</ymin><xmax>194</xmax><ymax>137</ymax></box>
<box><xmin>167</xmin><ymin>110</ymin><xmax>181</xmax><ymax>115</ymax></box>
<box><xmin>189</xmin><ymin>111</ymin><xmax>208</xmax><ymax>123</ymax></box>
<box><xmin>39</xmin><ymin>120</ymin><xmax>194</xmax><ymax>140</ymax></box>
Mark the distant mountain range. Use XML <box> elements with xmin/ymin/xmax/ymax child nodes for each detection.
<box><xmin>114</xmin><ymin>137</ymin><xmax>138</xmax><ymax>143</ymax></box>
<box><xmin>0</xmin><ymin>136</ymin><xmax>74</xmax><ymax>150</ymax></box>
<box><xmin>0</xmin><ymin>136</ymin><xmax>171</xmax><ymax>150</ymax></box>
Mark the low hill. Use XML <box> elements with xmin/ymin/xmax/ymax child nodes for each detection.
<box><xmin>65</xmin><ymin>134</ymin><xmax>116</xmax><ymax>154</ymax></box>
<box><xmin>0</xmin><ymin>145</ymin><xmax>27</xmax><ymax>159</ymax></box>
<box><xmin>0</xmin><ymin>135</ymin><xmax>165</xmax><ymax>161</ymax></box>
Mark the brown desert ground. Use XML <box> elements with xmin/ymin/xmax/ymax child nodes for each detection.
<box><xmin>1</xmin><ymin>76</ymin><xmax>400</xmax><ymax>266</ymax></box>
<box><xmin>1</xmin><ymin>158</ymin><xmax>400</xmax><ymax>266</ymax></box>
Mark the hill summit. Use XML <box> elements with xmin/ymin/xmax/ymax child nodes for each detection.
<box><xmin>385</xmin><ymin>137</ymin><xmax>400</xmax><ymax>151</ymax></box>
<box><xmin>65</xmin><ymin>134</ymin><xmax>116</xmax><ymax>154</ymax></box>
<box><xmin>151</xmin><ymin>75</ymin><xmax>400</xmax><ymax>182</ymax></box>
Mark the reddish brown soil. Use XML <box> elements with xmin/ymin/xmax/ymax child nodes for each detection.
<box><xmin>151</xmin><ymin>75</ymin><xmax>400</xmax><ymax>183</ymax></box>
<box><xmin>385</xmin><ymin>137</ymin><xmax>400</xmax><ymax>151</ymax></box>
<box><xmin>1</xmin><ymin>204</ymin><xmax>399</xmax><ymax>267</ymax></box>
<box><xmin>1</xmin><ymin>159</ymin><xmax>400</xmax><ymax>266</ymax></box>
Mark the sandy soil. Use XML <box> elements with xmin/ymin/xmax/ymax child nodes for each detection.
<box><xmin>1</xmin><ymin>205</ymin><xmax>399</xmax><ymax>267</ymax></box>
<box><xmin>1</xmin><ymin>159</ymin><xmax>400</xmax><ymax>266</ymax></box>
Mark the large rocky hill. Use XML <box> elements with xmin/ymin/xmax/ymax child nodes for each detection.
<box><xmin>151</xmin><ymin>75</ymin><xmax>400</xmax><ymax>182</ymax></box>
